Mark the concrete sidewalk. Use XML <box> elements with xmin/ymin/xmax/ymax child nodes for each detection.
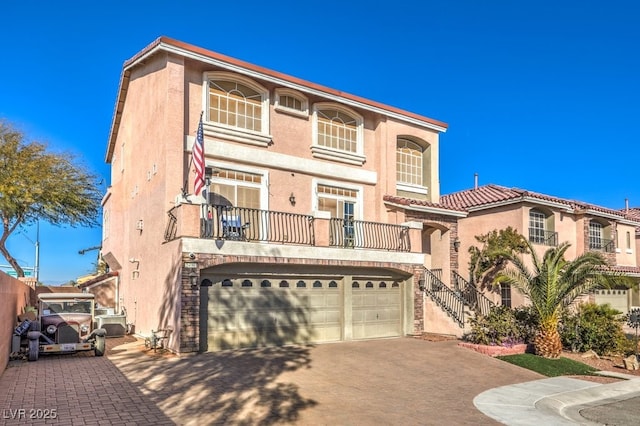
<box><xmin>475</xmin><ymin>373</ymin><xmax>640</xmax><ymax>425</ymax></box>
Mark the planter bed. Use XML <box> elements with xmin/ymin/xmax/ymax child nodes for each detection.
<box><xmin>458</xmin><ymin>342</ymin><xmax>529</xmax><ymax>357</ymax></box>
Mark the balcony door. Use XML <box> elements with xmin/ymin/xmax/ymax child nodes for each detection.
<box><xmin>208</xmin><ymin>169</ymin><xmax>264</xmax><ymax>239</ymax></box>
<box><xmin>317</xmin><ymin>184</ymin><xmax>359</xmax><ymax>247</ymax></box>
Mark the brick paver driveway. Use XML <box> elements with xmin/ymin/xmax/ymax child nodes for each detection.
<box><xmin>1</xmin><ymin>337</ymin><xmax>543</xmax><ymax>425</ymax></box>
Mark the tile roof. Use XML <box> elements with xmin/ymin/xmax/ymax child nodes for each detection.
<box><xmin>623</xmin><ymin>207</ymin><xmax>640</xmax><ymax>233</ymax></box>
<box><xmin>610</xmin><ymin>265</ymin><xmax>640</xmax><ymax>276</ymax></box>
<box><xmin>383</xmin><ymin>195</ymin><xmax>467</xmax><ymax>214</ymax></box>
<box><xmin>624</xmin><ymin>207</ymin><xmax>640</xmax><ymax>221</ymax></box>
<box><xmin>440</xmin><ymin>184</ymin><xmax>638</xmax><ymax>221</ymax></box>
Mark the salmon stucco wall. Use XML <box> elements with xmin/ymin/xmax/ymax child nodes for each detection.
<box><xmin>0</xmin><ymin>274</ymin><xmax>34</xmax><ymax>372</ymax></box>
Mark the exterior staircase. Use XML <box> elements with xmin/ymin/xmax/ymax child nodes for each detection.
<box><xmin>420</xmin><ymin>268</ymin><xmax>495</xmax><ymax>337</ymax></box>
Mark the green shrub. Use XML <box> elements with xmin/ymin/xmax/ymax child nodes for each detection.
<box><xmin>513</xmin><ymin>305</ymin><xmax>539</xmax><ymax>344</ymax></box>
<box><xmin>464</xmin><ymin>305</ymin><xmax>525</xmax><ymax>346</ymax></box>
<box><xmin>560</xmin><ymin>303</ymin><xmax>630</xmax><ymax>355</ymax></box>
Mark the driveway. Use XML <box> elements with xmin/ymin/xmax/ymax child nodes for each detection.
<box><xmin>1</xmin><ymin>337</ymin><xmax>544</xmax><ymax>425</ymax></box>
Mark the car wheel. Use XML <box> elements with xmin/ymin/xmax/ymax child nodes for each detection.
<box><xmin>95</xmin><ymin>335</ymin><xmax>105</xmax><ymax>357</ymax></box>
<box><xmin>28</xmin><ymin>339</ymin><xmax>39</xmax><ymax>362</ymax></box>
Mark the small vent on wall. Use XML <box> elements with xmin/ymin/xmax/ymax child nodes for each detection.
<box><xmin>136</xmin><ymin>220</ymin><xmax>144</xmax><ymax>231</ymax></box>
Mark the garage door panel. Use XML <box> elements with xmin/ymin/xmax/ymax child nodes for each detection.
<box><xmin>352</xmin><ymin>284</ymin><xmax>402</xmax><ymax>340</ymax></box>
<box><xmin>204</xmin><ymin>278</ymin><xmax>342</xmax><ymax>350</ymax></box>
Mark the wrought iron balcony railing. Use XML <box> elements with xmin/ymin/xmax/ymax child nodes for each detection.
<box><xmin>528</xmin><ymin>228</ymin><xmax>558</xmax><ymax>246</ymax></box>
<box><xmin>202</xmin><ymin>205</ymin><xmax>315</xmax><ymax>246</ymax></box>
<box><xmin>328</xmin><ymin>218</ymin><xmax>410</xmax><ymax>251</ymax></box>
<box><xmin>197</xmin><ymin>205</ymin><xmax>411</xmax><ymax>252</ymax></box>
<box><xmin>589</xmin><ymin>238</ymin><xmax>615</xmax><ymax>253</ymax></box>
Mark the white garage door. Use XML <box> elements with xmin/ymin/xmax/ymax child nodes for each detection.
<box><xmin>201</xmin><ymin>277</ymin><xmax>342</xmax><ymax>351</ymax></box>
<box><xmin>352</xmin><ymin>280</ymin><xmax>401</xmax><ymax>339</ymax></box>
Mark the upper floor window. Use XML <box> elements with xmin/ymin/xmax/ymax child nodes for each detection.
<box><xmin>311</xmin><ymin>103</ymin><xmax>364</xmax><ymax>165</ymax></box>
<box><xmin>589</xmin><ymin>221</ymin><xmax>603</xmax><ymax>249</ymax></box>
<box><xmin>627</xmin><ymin>231</ymin><xmax>632</xmax><ymax>250</ymax></box>
<box><xmin>589</xmin><ymin>220</ymin><xmax>614</xmax><ymax>252</ymax></box>
<box><xmin>395</xmin><ymin>136</ymin><xmax>429</xmax><ymax>197</ymax></box>
<box><xmin>204</xmin><ymin>72</ymin><xmax>270</xmax><ymax>146</ymax></box>
<box><xmin>396</xmin><ymin>138</ymin><xmax>423</xmax><ymax>186</ymax></box>
<box><xmin>275</xmin><ymin>88</ymin><xmax>308</xmax><ymax>117</ymax></box>
<box><xmin>528</xmin><ymin>208</ymin><xmax>557</xmax><ymax>246</ymax></box>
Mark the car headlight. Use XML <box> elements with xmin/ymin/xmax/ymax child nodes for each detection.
<box><xmin>80</xmin><ymin>325</ymin><xmax>90</xmax><ymax>333</ymax></box>
<box><xmin>46</xmin><ymin>325</ymin><xmax>57</xmax><ymax>334</ymax></box>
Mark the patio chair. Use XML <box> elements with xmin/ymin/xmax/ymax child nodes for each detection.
<box><xmin>221</xmin><ymin>214</ymin><xmax>250</xmax><ymax>240</ymax></box>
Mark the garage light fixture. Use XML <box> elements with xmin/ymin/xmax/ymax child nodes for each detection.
<box><xmin>189</xmin><ymin>271</ymin><xmax>199</xmax><ymax>288</ymax></box>
<box><xmin>453</xmin><ymin>237</ymin><xmax>461</xmax><ymax>252</ymax></box>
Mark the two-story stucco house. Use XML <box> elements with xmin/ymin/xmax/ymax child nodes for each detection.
<box><xmin>439</xmin><ymin>184</ymin><xmax>640</xmax><ymax>314</ymax></box>
<box><xmin>100</xmin><ymin>37</ymin><xmax>466</xmax><ymax>353</ymax></box>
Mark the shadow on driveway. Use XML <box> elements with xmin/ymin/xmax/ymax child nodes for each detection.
<box><xmin>109</xmin><ymin>337</ymin><xmax>544</xmax><ymax>425</ymax></box>
<box><xmin>109</xmin><ymin>341</ymin><xmax>316</xmax><ymax>425</ymax></box>
<box><xmin>1</xmin><ymin>337</ymin><xmax>546</xmax><ymax>425</ymax></box>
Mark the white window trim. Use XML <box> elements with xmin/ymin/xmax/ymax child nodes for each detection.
<box><xmin>274</xmin><ymin>88</ymin><xmax>309</xmax><ymax>118</ymax></box>
<box><xmin>206</xmin><ymin>160</ymin><xmax>269</xmax><ymax>210</ymax></box>
<box><xmin>396</xmin><ymin>182</ymin><xmax>428</xmax><ymax>196</ymax></box>
<box><xmin>311</xmin><ymin>178</ymin><xmax>363</xmax><ymax>220</ymax></box>
<box><xmin>311</xmin><ymin>103</ymin><xmax>365</xmax><ymax>166</ymax></box>
<box><xmin>202</xmin><ymin>71</ymin><xmax>272</xmax><ymax>147</ymax></box>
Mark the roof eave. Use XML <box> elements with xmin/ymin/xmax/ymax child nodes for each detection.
<box><xmin>105</xmin><ymin>36</ymin><xmax>448</xmax><ymax>161</ymax></box>
<box><xmin>385</xmin><ymin>201</ymin><xmax>468</xmax><ymax>217</ymax></box>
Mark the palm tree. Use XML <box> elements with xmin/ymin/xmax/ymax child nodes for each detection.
<box><xmin>495</xmin><ymin>241</ymin><xmax>626</xmax><ymax>359</ymax></box>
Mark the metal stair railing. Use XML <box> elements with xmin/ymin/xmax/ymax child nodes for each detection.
<box><xmin>420</xmin><ymin>268</ymin><xmax>465</xmax><ymax>328</ymax></box>
<box><xmin>451</xmin><ymin>271</ymin><xmax>495</xmax><ymax>317</ymax></box>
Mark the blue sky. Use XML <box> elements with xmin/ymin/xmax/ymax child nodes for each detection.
<box><xmin>1</xmin><ymin>1</ymin><xmax>639</xmax><ymax>284</ymax></box>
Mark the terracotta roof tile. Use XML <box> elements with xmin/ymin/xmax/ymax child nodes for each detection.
<box><xmin>383</xmin><ymin>195</ymin><xmax>466</xmax><ymax>212</ymax></box>
<box><xmin>440</xmin><ymin>184</ymin><xmax>634</xmax><ymax>220</ymax></box>
<box><xmin>610</xmin><ymin>265</ymin><xmax>640</xmax><ymax>276</ymax></box>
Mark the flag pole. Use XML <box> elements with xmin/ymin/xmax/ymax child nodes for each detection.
<box><xmin>182</xmin><ymin>111</ymin><xmax>204</xmax><ymax>197</ymax></box>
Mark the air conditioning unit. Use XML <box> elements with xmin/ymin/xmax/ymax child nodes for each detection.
<box><xmin>96</xmin><ymin>315</ymin><xmax>127</xmax><ymax>337</ymax></box>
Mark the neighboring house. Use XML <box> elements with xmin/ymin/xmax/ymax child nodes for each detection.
<box><xmin>101</xmin><ymin>37</ymin><xmax>463</xmax><ymax>353</ymax></box>
<box><xmin>439</xmin><ymin>184</ymin><xmax>640</xmax><ymax>315</ymax></box>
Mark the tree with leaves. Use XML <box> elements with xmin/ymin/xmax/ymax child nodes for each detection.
<box><xmin>468</xmin><ymin>226</ymin><xmax>529</xmax><ymax>289</ymax></box>
<box><xmin>0</xmin><ymin>120</ymin><xmax>102</xmax><ymax>277</ymax></box>
<box><xmin>494</xmin><ymin>240</ymin><xmax>628</xmax><ymax>358</ymax></box>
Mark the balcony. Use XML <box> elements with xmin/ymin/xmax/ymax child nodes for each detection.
<box><xmin>167</xmin><ymin>204</ymin><xmax>412</xmax><ymax>253</ymax></box>
<box><xmin>528</xmin><ymin>228</ymin><xmax>558</xmax><ymax>246</ymax></box>
<box><xmin>589</xmin><ymin>239</ymin><xmax>615</xmax><ymax>253</ymax></box>
<box><xmin>329</xmin><ymin>218</ymin><xmax>410</xmax><ymax>251</ymax></box>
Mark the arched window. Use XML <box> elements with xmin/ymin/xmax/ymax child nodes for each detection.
<box><xmin>312</xmin><ymin>103</ymin><xmax>364</xmax><ymax>165</ymax></box>
<box><xmin>204</xmin><ymin>72</ymin><xmax>269</xmax><ymax>141</ymax></box>
<box><xmin>396</xmin><ymin>138</ymin><xmax>423</xmax><ymax>186</ymax></box>
<box><xmin>275</xmin><ymin>88</ymin><xmax>308</xmax><ymax>117</ymax></box>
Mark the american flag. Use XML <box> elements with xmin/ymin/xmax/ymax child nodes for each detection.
<box><xmin>193</xmin><ymin>114</ymin><xmax>205</xmax><ymax>196</ymax></box>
